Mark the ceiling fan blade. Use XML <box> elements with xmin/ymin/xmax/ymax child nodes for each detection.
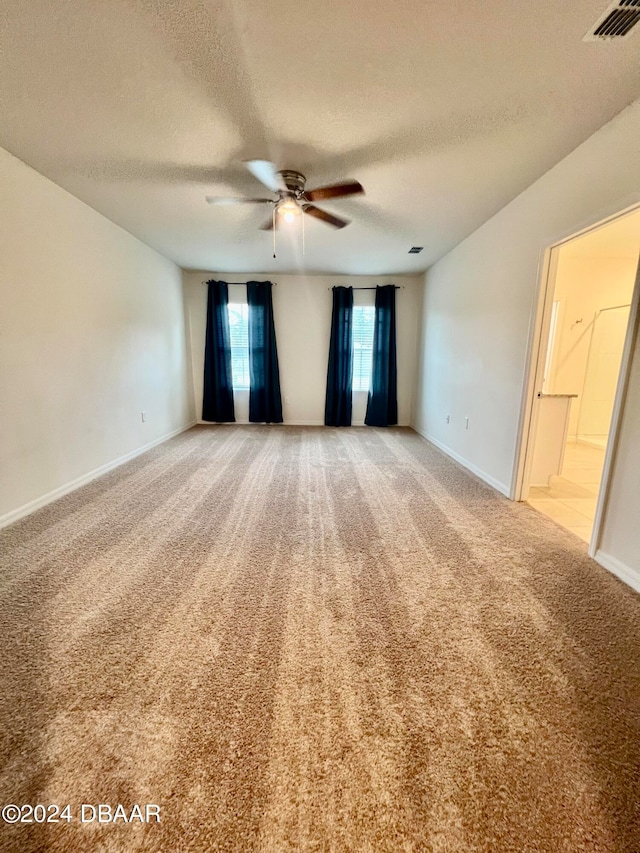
<box><xmin>303</xmin><ymin>181</ymin><xmax>364</xmax><ymax>202</ymax></box>
<box><xmin>205</xmin><ymin>196</ymin><xmax>273</xmax><ymax>205</ymax></box>
<box><xmin>244</xmin><ymin>160</ymin><xmax>286</xmax><ymax>193</ymax></box>
<box><xmin>302</xmin><ymin>204</ymin><xmax>349</xmax><ymax>229</ymax></box>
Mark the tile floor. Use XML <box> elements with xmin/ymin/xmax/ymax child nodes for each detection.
<box><xmin>526</xmin><ymin>441</ymin><xmax>605</xmax><ymax>543</ymax></box>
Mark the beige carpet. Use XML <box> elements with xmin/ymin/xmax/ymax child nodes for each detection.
<box><xmin>1</xmin><ymin>425</ymin><xmax>639</xmax><ymax>852</ymax></box>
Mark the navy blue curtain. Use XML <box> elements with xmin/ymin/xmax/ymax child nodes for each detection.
<box><xmin>247</xmin><ymin>281</ymin><xmax>283</xmax><ymax>423</ymax></box>
<box><xmin>325</xmin><ymin>286</ymin><xmax>354</xmax><ymax>427</ymax></box>
<box><xmin>365</xmin><ymin>285</ymin><xmax>398</xmax><ymax>427</ymax></box>
<box><xmin>202</xmin><ymin>280</ymin><xmax>235</xmax><ymax>423</ymax></box>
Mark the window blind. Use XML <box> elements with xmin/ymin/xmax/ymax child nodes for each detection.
<box><xmin>227</xmin><ymin>303</ymin><xmax>250</xmax><ymax>390</ymax></box>
<box><xmin>352</xmin><ymin>305</ymin><xmax>375</xmax><ymax>392</ymax></box>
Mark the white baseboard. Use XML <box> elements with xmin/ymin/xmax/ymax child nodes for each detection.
<box><xmin>196</xmin><ymin>420</ymin><xmax>412</xmax><ymax>427</ymax></box>
<box><xmin>196</xmin><ymin>419</ymin><xmax>325</xmax><ymax>426</ymax></box>
<box><xmin>576</xmin><ymin>436</ymin><xmax>609</xmax><ymax>450</ymax></box>
<box><xmin>412</xmin><ymin>425</ymin><xmax>510</xmax><ymax>497</ymax></box>
<box><xmin>352</xmin><ymin>421</ymin><xmax>411</xmax><ymax>428</ymax></box>
<box><xmin>594</xmin><ymin>550</ymin><xmax>640</xmax><ymax>594</ymax></box>
<box><xmin>0</xmin><ymin>421</ymin><xmax>197</xmax><ymax>530</ymax></box>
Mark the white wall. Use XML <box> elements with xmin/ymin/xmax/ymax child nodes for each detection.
<box><xmin>414</xmin><ymin>99</ymin><xmax>640</xmax><ymax>584</ymax></box>
<box><xmin>183</xmin><ymin>272</ymin><xmax>422</xmax><ymax>426</ymax></box>
<box><xmin>0</xmin><ymin>148</ymin><xmax>195</xmax><ymax>524</ymax></box>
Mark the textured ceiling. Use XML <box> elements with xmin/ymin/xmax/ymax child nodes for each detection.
<box><xmin>1</xmin><ymin>0</ymin><xmax>639</xmax><ymax>274</ymax></box>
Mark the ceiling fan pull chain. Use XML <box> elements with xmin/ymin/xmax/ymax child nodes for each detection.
<box><xmin>302</xmin><ymin>207</ymin><xmax>305</xmax><ymax>255</ymax></box>
<box><xmin>273</xmin><ymin>206</ymin><xmax>276</xmax><ymax>258</ymax></box>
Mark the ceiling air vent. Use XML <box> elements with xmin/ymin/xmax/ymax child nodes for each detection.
<box><xmin>408</xmin><ymin>246</ymin><xmax>423</xmax><ymax>254</ymax></box>
<box><xmin>584</xmin><ymin>0</ymin><xmax>640</xmax><ymax>40</ymax></box>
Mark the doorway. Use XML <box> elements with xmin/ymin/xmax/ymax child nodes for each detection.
<box><xmin>520</xmin><ymin>207</ymin><xmax>640</xmax><ymax>545</ymax></box>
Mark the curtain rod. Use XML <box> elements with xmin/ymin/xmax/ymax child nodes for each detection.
<box><xmin>201</xmin><ymin>280</ymin><xmax>277</xmax><ymax>286</ymax></box>
<box><xmin>326</xmin><ymin>285</ymin><xmax>403</xmax><ymax>291</ymax></box>
<box><xmin>199</xmin><ymin>281</ymin><xmax>401</xmax><ymax>290</ymax></box>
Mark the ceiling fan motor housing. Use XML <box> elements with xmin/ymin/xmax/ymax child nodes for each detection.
<box><xmin>278</xmin><ymin>170</ymin><xmax>306</xmax><ymax>196</ymax></box>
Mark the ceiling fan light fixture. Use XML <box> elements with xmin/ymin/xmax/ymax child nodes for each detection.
<box><xmin>277</xmin><ymin>198</ymin><xmax>301</xmax><ymax>223</ymax></box>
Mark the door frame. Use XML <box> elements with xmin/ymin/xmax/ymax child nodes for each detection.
<box><xmin>512</xmin><ymin>201</ymin><xmax>640</xmax><ymax>557</ymax></box>
<box><xmin>590</xmin><ymin>261</ymin><xmax>640</xmax><ymax>556</ymax></box>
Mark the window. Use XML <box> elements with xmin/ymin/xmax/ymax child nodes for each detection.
<box><xmin>352</xmin><ymin>305</ymin><xmax>375</xmax><ymax>392</ymax></box>
<box><xmin>227</xmin><ymin>303</ymin><xmax>250</xmax><ymax>390</ymax></box>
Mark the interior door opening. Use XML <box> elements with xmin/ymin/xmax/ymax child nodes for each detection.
<box><xmin>521</xmin><ymin>207</ymin><xmax>640</xmax><ymax>545</ymax></box>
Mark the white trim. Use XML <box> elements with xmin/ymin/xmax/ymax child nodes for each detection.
<box><xmin>197</xmin><ymin>419</ymin><xmax>326</xmax><ymax>426</ymax></box>
<box><xmin>0</xmin><ymin>421</ymin><xmax>197</xmax><ymax>530</ymax></box>
<box><xmin>594</xmin><ymin>550</ymin><xmax>640</xmax><ymax>594</ymax></box>
<box><xmin>512</xmin><ymin>246</ymin><xmax>559</xmax><ymax>500</ymax></box>
<box><xmin>352</xmin><ymin>421</ymin><xmax>412</xmax><ymax>428</ymax></box>
<box><xmin>196</xmin><ymin>420</ymin><xmax>412</xmax><ymax>427</ymax></box>
<box><xmin>589</xmin><ymin>257</ymin><xmax>640</xmax><ymax>556</ymax></box>
<box><xmin>541</xmin><ymin>194</ymin><xmax>640</xmax><ymax>254</ymax></box>
<box><xmin>413</xmin><ymin>425</ymin><xmax>510</xmax><ymax>496</ymax></box>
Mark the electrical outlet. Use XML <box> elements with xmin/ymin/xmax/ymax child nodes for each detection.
<box><xmin>445</xmin><ymin>414</ymin><xmax>450</xmax><ymax>424</ymax></box>
<box><xmin>141</xmin><ymin>411</ymin><xmax>147</xmax><ymax>423</ymax></box>
<box><xmin>465</xmin><ymin>417</ymin><xmax>469</xmax><ymax>430</ymax></box>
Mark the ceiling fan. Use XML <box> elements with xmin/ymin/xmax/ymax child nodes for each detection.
<box><xmin>205</xmin><ymin>160</ymin><xmax>364</xmax><ymax>230</ymax></box>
